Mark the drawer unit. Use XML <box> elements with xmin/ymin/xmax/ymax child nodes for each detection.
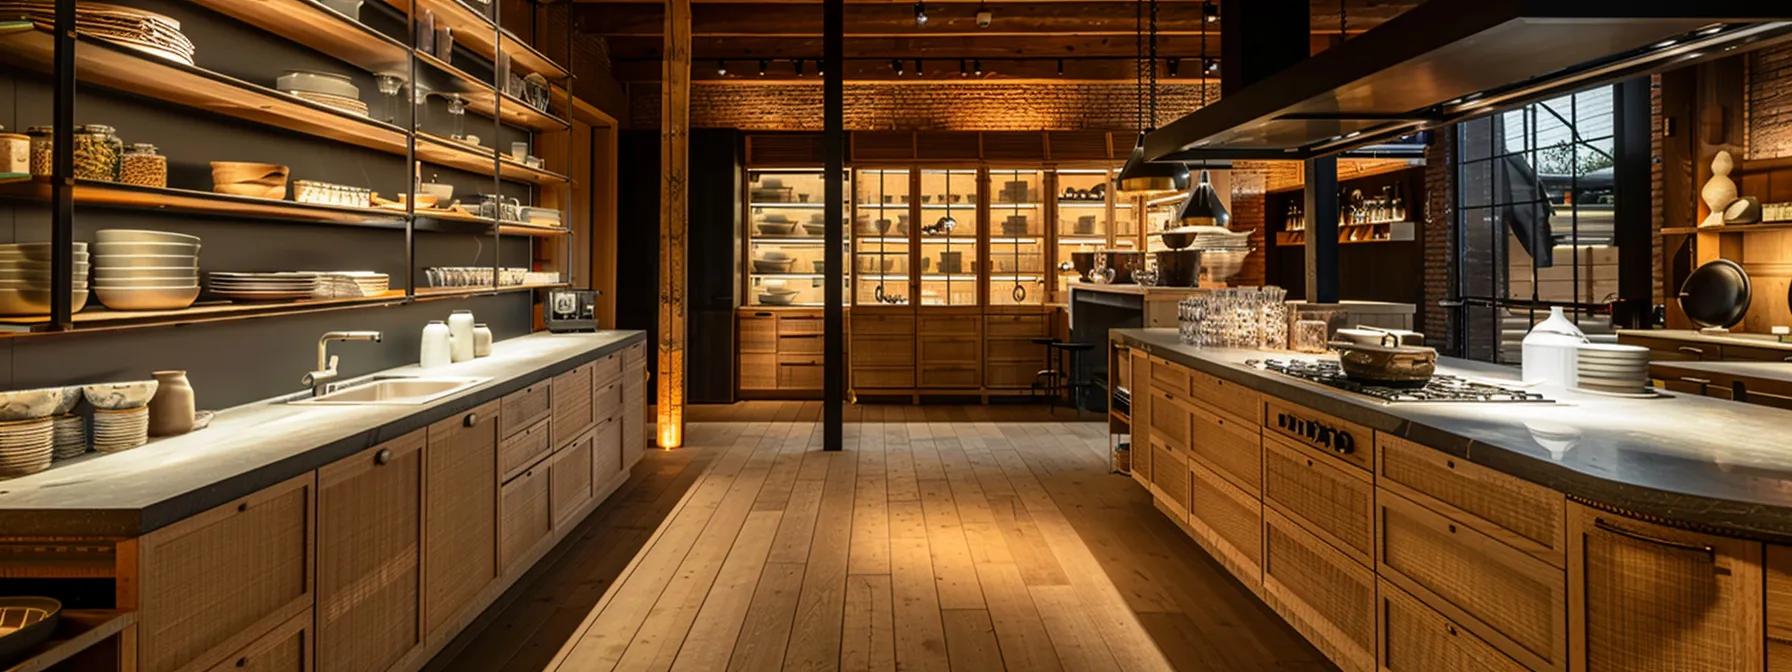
<box><xmin>1263</xmin><ymin>508</ymin><xmax>1376</xmax><ymax>672</ymax></box>
<box><xmin>206</xmin><ymin>610</ymin><xmax>313</xmax><ymax>672</ymax></box>
<box><xmin>1618</xmin><ymin>333</ymin><xmax>1723</xmax><ymax>362</ymax></box>
<box><xmin>1150</xmin><ymin>436</ymin><xmax>1190</xmax><ymax>520</ymax></box>
<box><xmin>779</xmin><ymin>357</ymin><xmax>824</xmax><ymax>389</ymax></box>
<box><xmin>853</xmin><ymin>367</ymin><xmax>914</xmax><ymax>389</ymax></box>
<box><xmin>1188</xmin><ymin>461</ymin><xmax>1264</xmax><ymax>588</ymax></box>
<box><xmin>852</xmin><ymin>336</ymin><xmax>914</xmax><ymax>367</ymax></box>
<box><xmin>779</xmin><ymin>333</ymin><xmax>823</xmax><ymax>355</ymax></box>
<box><xmin>918</xmin><ymin>365</ymin><xmax>980</xmax><ymax>389</ymax></box>
<box><xmin>740</xmin><ymin>353</ymin><xmax>778</xmax><ymax>390</ymax></box>
<box><xmin>1263</xmin><ymin>398</ymin><xmax>1374</xmax><ymax>473</ymax></box>
<box><xmin>594</xmin><ymin>378</ymin><xmax>623</xmax><ymax>424</ymax></box>
<box><xmin>551</xmin><ymin>362</ymin><xmax>596</xmax><ymax>449</ymax></box>
<box><xmin>593</xmin><ymin>351</ymin><xmax>624</xmax><ymax>387</ymax></box>
<box><xmin>1190</xmin><ymin>368</ymin><xmax>1261</xmax><ymax>425</ymax></box>
<box><xmin>986</xmin><ymin>313</ymin><xmax>1048</xmax><ymax>337</ymax></box>
<box><xmin>499</xmin><ymin>379</ymin><xmax>551</xmax><ymax>439</ymax></box>
<box><xmin>986</xmin><ymin>338</ymin><xmax>1047</xmax><ymax>363</ymax></box>
<box><xmin>499</xmin><ymin>417</ymin><xmax>552</xmax><ymax>482</ymax></box>
<box><xmin>1378</xmin><ymin>580</ymin><xmax>1527</xmax><ymax>672</ymax></box>
<box><xmin>1188</xmin><ymin>400</ymin><xmax>1262</xmax><ymax>494</ymax></box>
<box><xmin>1263</xmin><ymin>436</ymin><xmax>1374</xmax><ymax>566</ymax></box>
<box><xmin>740</xmin><ymin>312</ymin><xmax>778</xmax><ymax>352</ymax></box>
<box><xmin>1147</xmin><ymin>387</ymin><xmax>1191</xmax><ymax>449</ymax></box>
<box><xmin>1377</xmin><ymin>434</ymin><xmax>1565</xmax><ymax>566</ymax></box>
<box><xmin>985</xmin><ymin>361</ymin><xmax>1040</xmax><ymax>388</ymax></box>
<box><xmin>853</xmin><ymin>312</ymin><xmax>916</xmax><ymax>335</ymax></box>
<box><xmin>500</xmin><ymin>462</ymin><xmax>553</xmax><ymax>572</ymax></box>
<box><xmin>1377</xmin><ymin>490</ymin><xmax>1566</xmax><ymax>671</ymax></box>
<box><xmin>1150</xmin><ymin>355</ymin><xmax>1191</xmax><ymax>395</ymax></box>
<box><xmin>780</xmin><ymin>313</ymin><xmax>824</xmax><ymax>334</ymax></box>
<box><xmin>593</xmin><ymin>416</ymin><xmax>624</xmax><ymax>489</ymax></box>
<box><xmin>138</xmin><ymin>473</ymin><xmax>314</xmax><ymax>672</ymax></box>
<box><xmin>550</xmin><ymin>430</ymin><xmax>596</xmax><ymax>529</ymax></box>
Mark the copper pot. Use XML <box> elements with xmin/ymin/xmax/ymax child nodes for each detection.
<box><xmin>1331</xmin><ymin>333</ymin><xmax>1437</xmax><ymax>388</ymax></box>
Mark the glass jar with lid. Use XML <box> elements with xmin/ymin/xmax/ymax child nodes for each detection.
<box><xmin>26</xmin><ymin>126</ymin><xmax>53</xmax><ymax>177</ymax></box>
<box><xmin>0</xmin><ymin>125</ymin><xmax>26</xmax><ymax>176</ymax></box>
<box><xmin>74</xmin><ymin>124</ymin><xmax>123</xmax><ymax>182</ymax></box>
<box><xmin>121</xmin><ymin>143</ymin><xmax>167</xmax><ymax>188</ymax></box>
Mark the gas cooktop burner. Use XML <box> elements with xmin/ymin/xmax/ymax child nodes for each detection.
<box><xmin>1249</xmin><ymin>359</ymin><xmax>1552</xmax><ymax>403</ymax></box>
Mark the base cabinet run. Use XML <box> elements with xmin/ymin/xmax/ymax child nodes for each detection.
<box><xmin>115</xmin><ymin>345</ymin><xmax>649</xmax><ymax>672</ymax></box>
<box><xmin>1126</xmin><ymin>346</ymin><xmax>1792</xmax><ymax>672</ymax></box>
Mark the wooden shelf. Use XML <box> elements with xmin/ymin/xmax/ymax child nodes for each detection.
<box><xmin>416</xmin><ymin>133</ymin><xmax>570</xmax><ymax>185</ymax></box>
<box><xmin>414</xmin><ymin>282</ymin><xmax>569</xmax><ymax>299</ymax></box>
<box><xmin>0</xmin><ymin>178</ymin><xmax>407</xmax><ymax>227</ymax></box>
<box><xmin>373</xmin><ymin>0</ymin><xmax>570</xmax><ymax>80</ymax></box>
<box><xmin>0</xmin><ymin>290</ymin><xmax>408</xmax><ymax>334</ymax></box>
<box><xmin>190</xmin><ymin>0</ymin><xmax>408</xmax><ymax>74</ymax></box>
<box><xmin>416</xmin><ymin>50</ymin><xmax>569</xmax><ymax>132</ymax></box>
<box><xmin>3</xmin><ymin>609</ymin><xmax>136</xmax><ymax>672</ymax></box>
<box><xmin>1664</xmin><ymin>222</ymin><xmax>1792</xmax><ymax>235</ymax></box>
<box><xmin>497</xmin><ymin>223</ymin><xmax>570</xmax><ymax>237</ymax></box>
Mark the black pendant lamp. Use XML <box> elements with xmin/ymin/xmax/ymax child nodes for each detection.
<box><xmin>1118</xmin><ymin>0</ymin><xmax>1188</xmax><ymax>195</ymax></box>
<box><xmin>1177</xmin><ymin>169</ymin><xmax>1229</xmax><ymax>227</ymax></box>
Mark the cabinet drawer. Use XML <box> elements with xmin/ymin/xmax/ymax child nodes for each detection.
<box><xmin>854</xmin><ymin>367</ymin><xmax>913</xmax><ymax>389</ymax></box>
<box><xmin>1263</xmin><ymin>508</ymin><xmax>1376</xmax><ymax>672</ymax></box>
<box><xmin>1263</xmin><ymin>398</ymin><xmax>1373</xmax><ymax>473</ymax></box>
<box><xmin>779</xmin><ymin>333</ymin><xmax>823</xmax><ymax>355</ymax></box>
<box><xmin>550</xmin><ymin>430</ymin><xmax>596</xmax><ymax>529</ymax></box>
<box><xmin>1190</xmin><ymin>368</ymin><xmax>1261</xmax><ymax>425</ymax></box>
<box><xmin>206</xmin><ymin>610</ymin><xmax>312</xmax><ymax>672</ymax></box>
<box><xmin>740</xmin><ymin>314</ymin><xmax>778</xmax><ymax>352</ymax></box>
<box><xmin>594</xmin><ymin>379</ymin><xmax>623</xmax><ymax>423</ymax></box>
<box><xmin>1148</xmin><ymin>389</ymin><xmax>1190</xmax><ymax>449</ymax></box>
<box><xmin>741</xmin><ymin>353</ymin><xmax>778</xmax><ymax>390</ymax></box>
<box><xmin>500</xmin><ymin>379</ymin><xmax>552</xmax><ymax>439</ymax></box>
<box><xmin>594</xmin><ymin>352</ymin><xmax>624</xmax><ymax>386</ymax></box>
<box><xmin>1727</xmin><ymin>343</ymin><xmax>1792</xmax><ymax>362</ymax></box>
<box><xmin>1378</xmin><ymin>580</ymin><xmax>1527</xmax><ymax>672</ymax></box>
<box><xmin>1263</xmin><ymin>436</ymin><xmax>1374</xmax><ymax>566</ymax></box>
<box><xmin>919</xmin><ymin>365</ymin><xmax>980</xmax><ymax>389</ymax></box>
<box><xmin>986</xmin><ymin>313</ymin><xmax>1048</xmax><ymax>337</ymax></box>
<box><xmin>552</xmin><ymin>363</ymin><xmax>596</xmax><ymax>450</ymax></box>
<box><xmin>1149</xmin><ymin>437</ymin><xmax>1189</xmax><ymax>519</ymax></box>
<box><xmin>1378</xmin><ymin>434</ymin><xmax>1565</xmax><ymax>566</ymax></box>
<box><xmin>1188</xmin><ymin>461</ymin><xmax>1264</xmax><ymax>587</ymax></box>
<box><xmin>986</xmin><ymin>338</ymin><xmax>1046</xmax><ymax>363</ymax></box>
<box><xmin>779</xmin><ymin>359</ymin><xmax>824</xmax><ymax>389</ymax></box>
<box><xmin>139</xmin><ymin>474</ymin><xmax>314</xmax><ymax>672</ymax></box>
<box><xmin>852</xmin><ymin>336</ymin><xmax>913</xmax><ymax>367</ymax></box>
<box><xmin>625</xmin><ymin>340</ymin><xmax>646</xmax><ymax>365</ymax></box>
<box><xmin>920</xmin><ymin>337</ymin><xmax>979</xmax><ymax>363</ymax></box>
<box><xmin>500</xmin><ymin>462</ymin><xmax>552</xmax><ymax>572</ymax></box>
<box><xmin>985</xmin><ymin>361</ymin><xmax>1040</xmax><ymax>388</ymax></box>
<box><xmin>918</xmin><ymin>314</ymin><xmax>979</xmax><ymax>336</ymax></box>
<box><xmin>780</xmin><ymin>313</ymin><xmax>824</xmax><ymax>335</ymax></box>
<box><xmin>499</xmin><ymin>417</ymin><xmax>553</xmax><ymax>482</ymax></box>
<box><xmin>1189</xmin><ymin>400</ymin><xmax>1261</xmax><ymax>494</ymax></box>
<box><xmin>1150</xmin><ymin>356</ymin><xmax>1190</xmax><ymax>395</ymax></box>
<box><xmin>593</xmin><ymin>417</ymin><xmax>624</xmax><ymax>489</ymax></box>
<box><xmin>1378</xmin><ymin>490</ymin><xmax>1566</xmax><ymax>671</ymax></box>
<box><xmin>853</xmin><ymin>313</ymin><xmax>915</xmax><ymax>335</ymax></box>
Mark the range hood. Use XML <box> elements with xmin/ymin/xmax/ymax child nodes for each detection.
<box><xmin>1143</xmin><ymin>0</ymin><xmax>1792</xmax><ymax>162</ymax></box>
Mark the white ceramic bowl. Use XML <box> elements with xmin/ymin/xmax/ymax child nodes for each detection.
<box><xmin>276</xmin><ymin>70</ymin><xmax>360</xmax><ymax>98</ymax></box>
<box><xmin>95</xmin><ymin>229</ymin><xmax>201</xmax><ymax>245</ymax></box>
<box><xmin>93</xmin><ymin>281</ymin><xmax>199</xmax><ymax>291</ymax></box>
<box><xmin>94</xmin><ymin>267</ymin><xmax>198</xmax><ymax>280</ymax></box>
<box><xmin>0</xmin><ymin>247</ymin><xmax>86</xmax><ymax>263</ymax></box>
<box><xmin>91</xmin><ymin>241</ymin><xmax>201</xmax><ymax>257</ymax></box>
<box><xmin>92</xmin><ymin>255</ymin><xmax>199</xmax><ymax>269</ymax></box>
<box><xmin>83</xmin><ymin>381</ymin><xmax>159</xmax><ymax>410</ymax></box>
<box><xmin>0</xmin><ymin>289</ymin><xmax>88</xmax><ymax>316</ymax></box>
<box><xmin>94</xmin><ymin>285</ymin><xmax>200</xmax><ymax>311</ymax></box>
<box><xmin>0</xmin><ymin>387</ymin><xmax>78</xmax><ymax>421</ymax></box>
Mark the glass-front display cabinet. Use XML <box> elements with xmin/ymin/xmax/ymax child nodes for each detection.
<box><xmin>853</xmin><ymin>168</ymin><xmax>911</xmax><ymax>305</ymax></box>
<box><xmin>746</xmin><ymin>169</ymin><xmax>844</xmax><ymax>306</ymax></box>
<box><xmin>988</xmin><ymin>168</ymin><xmax>1045</xmax><ymax>306</ymax></box>
<box><xmin>1053</xmin><ymin>168</ymin><xmax>1125</xmax><ymax>299</ymax></box>
<box><xmin>917</xmin><ymin>168</ymin><xmax>980</xmax><ymax>306</ymax></box>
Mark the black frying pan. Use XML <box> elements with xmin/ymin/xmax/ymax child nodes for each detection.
<box><xmin>1678</xmin><ymin>259</ymin><xmax>1751</xmax><ymax>329</ymax></box>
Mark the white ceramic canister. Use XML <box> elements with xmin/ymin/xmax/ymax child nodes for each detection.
<box><xmin>448</xmin><ymin>310</ymin><xmax>475</xmax><ymax>362</ymax></box>
<box><xmin>421</xmin><ymin>320</ymin><xmax>452</xmax><ymax>368</ymax></box>
<box><xmin>473</xmin><ymin>323</ymin><xmax>493</xmax><ymax>357</ymax></box>
<box><xmin>1521</xmin><ymin>306</ymin><xmax>1585</xmax><ymax>390</ymax></box>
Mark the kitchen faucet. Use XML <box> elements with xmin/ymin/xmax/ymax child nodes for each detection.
<box><xmin>303</xmin><ymin>331</ymin><xmax>383</xmax><ymax>396</ymax></box>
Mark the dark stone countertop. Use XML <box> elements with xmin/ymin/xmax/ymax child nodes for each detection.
<box><xmin>0</xmin><ymin>330</ymin><xmax>645</xmax><ymax>537</ymax></box>
<box><xmin>1115</xmin><ymin>328</ymin><xmax>1792</xmax><ymax>544</ymax></box>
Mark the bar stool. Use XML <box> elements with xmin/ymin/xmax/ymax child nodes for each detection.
<box><xmin>1043</xmin><ymin>340</ymin><xmax>1095</xmax><ymax>415</ymax></box>
<box><xmin>1030</xmin><ymin>337</ymin><xmax>1060</xmax><ymax>402</ymax></box>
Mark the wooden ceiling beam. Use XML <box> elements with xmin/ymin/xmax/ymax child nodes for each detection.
<box><xmin>577</xmin><ymin>2</ymin><xmax>1215</xmax><ymax>37</ymax></box>
<box><xmin>605</xmin><ymin>34</ymin><xmax>1219</xmax><ymax>60</ymax></box>
<box><xmin>612</xmin><ymin>57</ymin><xmax>1222</xmax><ymax>81</ymax></box>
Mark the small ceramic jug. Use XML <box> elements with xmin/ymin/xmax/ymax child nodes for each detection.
<box><xmin>421</xmin><ymin>320</ymin><xmax>452</xmax><ymax>368</ymax></box>
<box><xmin>448</xmin><ymin>310</ymin><xmax>476</xmax><ymax>363</ymax></box>
<box><xmin>147</xmin><ymin>370</ymin><xmax>195</xmax><ymax>437</ymax></box>
<box><xmin>473</xmin><ymin>323</ymin><xmax>493</xmax><ymax>357</ymax></box>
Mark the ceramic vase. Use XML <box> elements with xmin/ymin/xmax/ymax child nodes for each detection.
<box><xmin>1522</xmin><ymin>307</ymin><xmax>1585</xmax><ymax>390</ymax></box>
<box><xmin>147</xmin><ymin>370</ymin><xmax>195</xmax><ymax>437</ymax></box>
<box><xmin>421</xmin><ymin>320</ymin><xmax>452</xmax><ymax>368</ymax></box>
<box><xmin>473</xmin><ymin>323</ymin><xmax>493</xmax><ymax>357</ymax></box>
<box><xmin>1701</xmin><ymin>150</ymin><xmax>1738</xmax><ymax>229</ymax></box>
<box><xmin>448</xmin><ymin>310</ymin><xmax>475</xmax><ymax>362</ymax></box>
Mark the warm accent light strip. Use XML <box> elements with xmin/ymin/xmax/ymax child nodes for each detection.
<box><xmin>658</xmin><ymin>0</ymin><xmax>691</xmax><ymax>449</ymax></box>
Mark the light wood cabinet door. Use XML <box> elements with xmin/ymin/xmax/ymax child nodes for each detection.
<box><xmin>594</xmin><ymin>416</ymin><xmax>625</xmax><ymax>491</ymax></box>
<box><xmin>551</xmin><ymin>362</ymin><xmax>596</xmax><ymax>450</ymax></box>
<box><xmin>138</xmin><ymin>473</ymin><xmax>314</xmax><ymax>672</ymax></box>
<box><xmin>1188</xmin><ymin>400</ymin><xmax>1261</xmax><ymax>495</ymax></box>
<box><xmin>1263</xmin><ymin>508</ymin><xmax>1376</xmax><ymax>672</ymax></box>
<box><xmin>499</xmin><ymin>379</ymin><xmax>550</xmax><ymax>439</ymax></box>
<box><xmin>317</xmin><ymin>430</ymin><xmax>424</xmax><ymax>672</ymax></box>
<box><xmin>500</xmin><ymin>462</ymin><xmax>553</xmax><ymax>572</ymax></box>
<box><xmin>1187</xmin><ymin>461</ymin><xmax>1263</xmax><ymax>588</ymax></box>
<box><xmin>1262</xmin><ymin>437</ymin><xmax>1374</xmax><ymax>566</ymax></box>
<box><xmin>1567</xmin><ymin>503</ymin><xmax>1763</xmax><ymax>672</ymax></box>
<box><xmin>1148</xmin><ymin>436</ymin><xmax>1189</xmax><ymax>521</ymax></box>
<box><xmin>622</xmin><ymin>363</ymin><xmax>647</xmax><ymax>469</ymax></box>
<box><xmin>550</xmin><ymin>430</ymin><xmax>596</xmax><ymax>529</ymax></box>
<box><xmin>424</xmin><ymin>400</ymin><xmax>500</xmax><ymax>638</ymax></box>
<box><xmin>1129</xmin><ymin>347</ymin><xmax>1151</xmax><ymax>488</ymax></box>
<box><xmin>1378</xmin><ymin>580</ymin><xmax>1527</xmax><ymax>672</ymax></box>
<box><xmin>205</xmin><ymin>610</ymin><xmax>313</xmax><ymax>672</ymax></box>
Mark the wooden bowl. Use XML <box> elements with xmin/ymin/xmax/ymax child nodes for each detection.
<box><xmin>210</xmin><ymin>161</ymin><xmax>289</xmax><ymax>184</ymax></box>
<box><xmin>0</xmin><ymin>597</ymin><xmax>61</xmax><ymax>668</ymax></box>
<box><xmin>214</xmin><ymin>183</ymin><xmax>287</xmax><ymax>200</ymax></box>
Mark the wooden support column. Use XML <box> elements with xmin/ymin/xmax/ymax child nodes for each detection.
<box><xmin>1613</xmin><ymin>76</ymin><xmax>1653</xmax><ymax>329</ymax></box>
<box><xmin>822</xmin><ymin>0</ymin><xmax>844</xmax><ymax>450</ymax></box>
<box><xmin>1304</xmin><ymin>156</ymin><xmax>1339</xmax><ymax>303</ymax></box>
<box><xmin>657</xmin><ymin>0</ymin><xmax>690</xmax><ymax>449</ymax></box>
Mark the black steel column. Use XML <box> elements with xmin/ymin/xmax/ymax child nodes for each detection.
<box><xmin>50</xmin><ymin>0</ymin><xmax>75</xmax><ymax>330</ymax></box>
<box><xmin>1304</xmin><ymin>156</ymin><xmax>1339</xmax><ymax>303</ymax></box>
<box><xmin>1613</xmin><ymin>76</ymin><xmax>1653</xmax><ymax>328</ymax></box>
<box><xmin>822</xmin><ymin>0</ymin><xmax>844</xmax><ymax>451</ymax></box>
<box><xmin>1219</xmin><ymin>0</ymin><xmax>1308</xmax><ymax>97</ymax></box>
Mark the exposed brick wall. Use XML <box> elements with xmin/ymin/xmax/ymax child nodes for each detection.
<box><xmin>1748</xmin><ymin>43</ymin><xmax>1792</xmax><ymax>160</ymax></box>
<box><xmin>1423</xmin><ymin>127</ymin><xmax>1457</xmax><ymax>356</ymax></box>
<box><xmin>630</xmin><ymin>82</ymin><xmax>1217</xmax><ymax>131</ymax></box>
<box><xmin>1651</xmin><ymin>74</ymin><xmax>1665</xmax><ymax>309</ymax></box>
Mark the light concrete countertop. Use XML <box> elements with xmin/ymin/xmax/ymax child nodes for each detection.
<box><xmin>0</xmin><ymin>330</ymin><xmax>645</xmax><ymax>536</ymax></box>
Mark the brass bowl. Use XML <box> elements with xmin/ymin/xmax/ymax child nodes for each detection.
<box><xmin>1332</xmin><ymin>336</ymin><xmax>1437</xmax><ymax>388</ymax></box>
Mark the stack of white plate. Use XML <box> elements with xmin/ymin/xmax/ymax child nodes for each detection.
<box><xmin>93</xmin><ymin>230</ymin><xmax>200</xmax><ymax>311</ymax></box>
<box><xmin>52</xmin><ymin>415</ymin><xmax>86</xmax><ymax>460</ymax></box>
<box><xmin>207</xmin><ymin>272</ymin><xmax>321</xmax><ymax>301</ymax></box>
<box><xmin>1574</xmin><ymin>343</ymin><xmax>1652</xmax><ymax>395</ymax></box>
<box><xmin>0</xmin><ymin>417</ymin><xmax>54</xmax><ymax>478</ymax></box>
<box><xmin>0</xmin><ymin>242</ymin><xmax>89</xmax><ymax>316</ymax></box>
<box><xmin>92</xmin><ymin>406</ymin><xmax>149</xmax><ymax>453</ymax></box>
<box><xmin>308</xmin><ymin>271</ymin><xmax>390</xmax><ymax>298</ymax></box>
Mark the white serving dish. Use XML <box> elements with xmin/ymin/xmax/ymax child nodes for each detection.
<box><xmin>91</xmin><ymin>255</ymin><xmax>198</xmax><ymax>268</ymax></box>
<box><xmin>276</xmin><ymin>70</ymin><xmax>360</xmax><ymax>99</ymax></box>
<box><xmin>91</xmin><ymin>241</ymin><xmax>201</xmax><ymax>257</ymax></box>
<box><xmin>94</xmin><ymin>285</ymin><xmax>200</xmax><ymax>311</ymax></box>
<box><xmin>94</xmin><ymin>267</ymin><xmax>197</xmax><ymax>280</ymax></box>
<box><xmin>95</xmin><ymin>229</ymin><xmax>201</xmax><ymax>245</ymax></box>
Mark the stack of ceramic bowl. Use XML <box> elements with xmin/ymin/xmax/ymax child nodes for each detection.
<box><xmin>1573</xmin><ymin>343</ymin><xmax>1652</xmax><ymax>395</ymax></box>
<box><xmin>0</xmin><ymin>385</ymin><xmax>76</xmax><ymax>477</ymax></box>
<box><xmin>93</xmin><ymin>230</ymin><xmax>201</xmax><ymax>311</ymax></box>
<box><xmin>0</xmin><ymin>242</ymin><xmax>88</xmax><ymax>316</ymax></box>
<box><xmin>83</xmin><ymin>381</ymin><xmax>158</xmax><ymax>453</ymax></box>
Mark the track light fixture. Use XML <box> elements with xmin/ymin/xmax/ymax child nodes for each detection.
<box><xmin>972</xmin><ymin>59</ymin><xmax>983</xmax><ymax>76</ymax></box>
<box><xmin>891</xmin><ymin>58</ymin><xmax>905</xmax><ymax>75</ymax></box>
<box><xmin>715</xmin><ymin>59</ymin><xmax>727</xmax><ymax>76</ymax></box>
<box><xmin>1167</xmin><ymin>58</ymin><xmax>1180</xmax><ymax>77</ymax></box>
<box><xmin>914</xmin><ymin>0</ymin><xmax>927</xmax><ymax>26</ymax></box>
<box><xmin>1204</xmin><ymin>58</ymin><xmax>1219</xmax><ymax>74</ymax></box>
<box><xmin>975</xmin><ymin>2</ymin><xmax>992</xmax><ymax>28</ymax></box>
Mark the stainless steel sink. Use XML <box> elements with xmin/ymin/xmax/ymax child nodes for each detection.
<box><xmin>288</xmin><ymin>375</ymin><xmax>489</xmax><ymax>406</ymax></box>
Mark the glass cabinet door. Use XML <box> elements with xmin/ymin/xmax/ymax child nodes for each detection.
<box><xmin>1054</xmin><ymin>168</ymin><xmax>1116</xmax><ymax>298</ymax></box>
<box><xmin>917</xmin><ymin>168</ymin><xmax>980</xmax><ymax>306</ymax></box>
<box><xmin>989</xmin><ymin>168</ymin><xmax>1045</xmax><ymax>306</ymax></box>
<box><xmin>747</xmin><ymin>169</ymin><xmax>840</xmax><ymax>306</ymax></box>
<box><xmin>853</xmin><ymin>169</ymin><xmax>911</xmax><ymax>305</ymax></box>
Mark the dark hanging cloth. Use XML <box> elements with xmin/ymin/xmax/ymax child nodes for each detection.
<box><xmin>1497</xmin><ymin>151</ymin><xmax>1555</xmax><ymax>268</ymax></box>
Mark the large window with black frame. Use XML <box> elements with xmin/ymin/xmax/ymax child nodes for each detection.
<box><xmin>1454</xmin><ymin>86</ymin><xmax>1620</xmax><ymax>363</ymax></box>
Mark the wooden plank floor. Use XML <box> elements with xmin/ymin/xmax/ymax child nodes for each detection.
<box><xmin>427</xmin><ymin>402</ymin><xmax>1331</xmax><ymax>672</ymax></box>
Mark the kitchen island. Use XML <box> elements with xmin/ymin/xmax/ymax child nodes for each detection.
<box><xmin>1111</xmin><ymin>327</ymin><xmax>1792</xmax><ymax>672</ymax></box>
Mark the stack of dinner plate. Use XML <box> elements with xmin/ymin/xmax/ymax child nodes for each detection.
<box><xmin>309</xmin><ymin>271</ymin><xmax>390</xmax><ymax>298</ymax></box>
<box><xmin>0</xmin><ymin>417</ymin><xmax>54</xmax><ymax>478</ymax></box>
<box><xmin>93</xmin><ymin>230</ymin><xmax>200</xmax><ymax>311</ymax></box>
<box><xmin>206</xmin><ymin>272</ymin><xmax>321</xmax><ymax>301</ymax></box>
<box><xmin>52</xmin><ymin>415</ymin><xmax>86</xmax><ymax>460</ymax></box>
<box><xmin>1574</xmin><ymin>343</ymin><xmax>1652</xmax><ymax>395</ymax></box>
<box><xmin>0</xmin><ymin>242</ymin><xmax>89</xmax><ymax>316</ymax></box>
